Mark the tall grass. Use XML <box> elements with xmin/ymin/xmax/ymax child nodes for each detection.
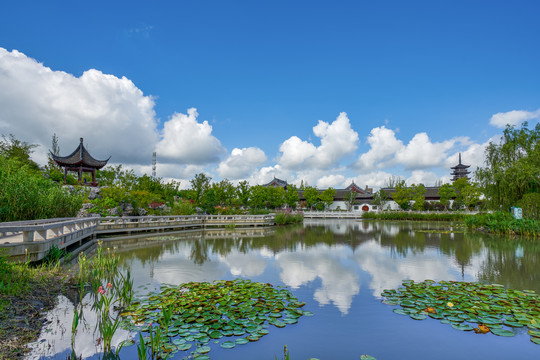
<box><xmin>464</xmin><ymin>211</ymin><xmax>540</xmax><ymax>238</ymax></box>
<box><xmin>275</xmin><ymin>210</ymin><xmax>304</xmax><ymax>225</ymax></box>
<box><xmin>0</xmin><ymin>156</ymin><xmax>84</xmax><ymax>221</ymax></box>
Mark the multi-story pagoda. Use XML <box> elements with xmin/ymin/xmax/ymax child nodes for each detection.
<box><xmin>451</xmin><ymin>153</ymin><xmax>470</xmax><ymax>181</ymax></box>
<box><xmin>51</xmin><ymin>138</ymin><xmax>110</xmax><ymax>186</ymax></box>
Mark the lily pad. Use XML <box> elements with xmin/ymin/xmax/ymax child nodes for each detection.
<box><xmin>177</xmin><ymin>343</ymin><xmax>192</xmax><ymax>351</ymax></box>
<box><xmin>221</xmin><ymin>340</ymin><xmax>236</xmax><ymax>349</ymax></box>
<box><xmin>235</xmin><ymin>338</ymin><xmax>249</xmax><ymax>345</ymax></box>
<box><xmin>490</xmin><ymin>328</ymin><xmax>515</xmax><ymax>337</ymax></box>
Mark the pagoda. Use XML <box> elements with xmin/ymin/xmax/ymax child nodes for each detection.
<box><xmin>451</xmin><ymin>153</ymin><xmax>470</xmax><ymax>181</ymax></box>
<box><xmin>51</xmin><ymin>138</ymin><xmax>110</xmax><ymax>186</ymax></box>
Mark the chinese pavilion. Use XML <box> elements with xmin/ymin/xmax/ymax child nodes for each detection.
<box><xmin>51</xmin><ymin>138</ymin><xmax>110</xmax><ymax>186</ymax></box>
<box><xmin>451</xmin><ymin>153</ymin><xmax>470</xmax><ymax>181</ymax></box>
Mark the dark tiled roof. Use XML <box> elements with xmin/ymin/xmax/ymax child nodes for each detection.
<box><xmin>262</xmin><ymin>177</ymin><xmax>288</xmax><ymax>188</ymax></box>
<box><xmin>51</xmin><ymin>138</ymin><xmax>110</xmax><ymax>169</ymax></box>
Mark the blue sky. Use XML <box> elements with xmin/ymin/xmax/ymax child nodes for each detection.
<box><xmin>1</xmin><ymin>0</ymin><xmax>539</xmax><ymax>188</ymax></box>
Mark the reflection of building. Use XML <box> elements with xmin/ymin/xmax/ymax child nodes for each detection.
<box><xmin>51</xmin><ymin>137</ymin><xmax>110</xmax><ymax>186</ymax></box>
<box><xmin>451</xmin><ymin>153</ymin><xmax>470</xmax><ymax>181</ymax></box>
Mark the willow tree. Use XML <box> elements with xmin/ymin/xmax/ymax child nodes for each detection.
<box><xmin>475</xmin><ymin>122</ymin><xmax>540</xmax><ymax>211</ymax></box>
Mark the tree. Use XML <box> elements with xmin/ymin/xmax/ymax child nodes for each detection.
<box><xmin>438</xmin><ymin>183</ymin><xmax>456</xmax><ymax>210</ymax></box>
<box><xmin>190</xmin><ymin>173</ymin><xmax>212</xmax><ymax>206</ymax></box>
<box><xmin>475</xmin><ymin>122</ymin><xmax>540</xmax><ymax>210</ymax></box>
<box><xmin>0</xmin><ymin>134</ymin><xmax>40</xmax><ymax>171</ymax></box>
<box><xmin>319</xmin><ymin>188</ymin><xmax>336</xmax><ymax>209</ymax></box>
<box><xmin>267</xmin><ymin>186</ymin><xmax>285</xmax><ymax>209</ymax></box>
<box><xmin>303</xmin><ymin>186</ymin><xmax>319</xmax><ymax>210</ymax></box>
<box><xmin>384</xmin><ymin>175</ymin><xmax>402</xmax><ymax>188</ymax></box>
<box><xmin>410</xmin><ymin>184</ymin><xmax>426</xmax><ymax>211</ymax></box>
<box><xmin>237</xmin><ymin>180</ymin><xmax>251</xmax><ymax>207</ymax></box>
<box><xmin>213</xmin><ymin>179</ymin><xmax>236</xmax><ymax>206</ymax></box>
<box><xmin>250</xmin><ymin>185</ymin><xmax>268</xmax><ymax>210</ymax></box>
<box><xmin>284</xmin><ymin>185</ymin><xmax>299</xmax><ymax>209</ymax></box>
<box><xmin>344</xmin><ymin>190</ymin><xmax>357</xmax><ymax>211</ymax></box>
<box><xmin>453</xmin><ymin>178</ymin><xmax>481</xmax><ymax>210</ymax></box>
<box><xmin>372</xmin><ymin>189</ymin><xmax>389</xmax><ymax>210</ymax></box>
<box><xmin>393</xmin><ymin>180</ymin><xmax>412</xmax><ymax>210</ymax></box>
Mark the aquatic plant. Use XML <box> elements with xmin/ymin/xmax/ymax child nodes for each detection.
<box><xmin>381</xmin><ymin>280</ymin><xmax>540</xmax><ymax>345</ymax></box>
<box><xmin>122</xmin><ymin>279</ymin><xmax>311</xmax><ymax>357</ymax></box>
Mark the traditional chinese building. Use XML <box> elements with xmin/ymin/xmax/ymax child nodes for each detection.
<box><xmin>262</xmin><ymin>177</ymin><xmax>288</xmax><ymax>190</ymax></box>
<box><xmin>51</xmin><ymin>138</ymin><xmax>110</xmax><ymax>186</ymax></box>
<box><xmin>451</xmin><ymin>153</ymin><xmax>470</xmax><ymax>181</ymax></box>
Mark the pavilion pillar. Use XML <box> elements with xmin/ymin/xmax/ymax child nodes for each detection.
<box><xmin>92</xmin><ymin>169</ymin><xmax>96</xmax><ymax>185</ymax></box>
<box><xmin>78</xmin><ymin>166</ymin><xmax>82</xmax><ymax>181</ymax></box>
<box><xmin>64</xmin><ymin>167</ymin><xmax>67</xmax><ymax>184</ymax></box>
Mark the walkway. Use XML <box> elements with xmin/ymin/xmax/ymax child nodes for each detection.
<box><xmin>0</xmin><ymin>214</ymin><xmax>275</xmax><ymax>261</ymax></box>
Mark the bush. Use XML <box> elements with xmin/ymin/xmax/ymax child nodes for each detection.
<box><xmin>0</xmin><ymin>156</ymin><xmax>83</xmax><ymax>221</ymax></box>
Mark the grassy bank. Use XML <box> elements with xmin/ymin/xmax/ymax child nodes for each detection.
<box><xmin>0</xmin><ymin>252</ymin><xmax>71</xmax><ymax>359</ymax></box>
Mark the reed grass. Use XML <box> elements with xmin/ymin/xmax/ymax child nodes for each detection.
<box><xmin>275</xmin><ymin>211</ymin><xmax>304</xmax><ymax>225</ymax></box>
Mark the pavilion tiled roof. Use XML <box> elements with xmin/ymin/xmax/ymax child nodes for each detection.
<box><xmin>51</xmin><ymin>138</ymin><xmax>110</xmax><ymax>169</ymax></box>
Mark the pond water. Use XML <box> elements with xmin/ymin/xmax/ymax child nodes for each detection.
<box><xmin>27</xmin><ymin>220</ymin><xmax>540</xmax><ymax>359</ymax></box>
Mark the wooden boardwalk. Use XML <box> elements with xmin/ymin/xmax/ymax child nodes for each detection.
<box><xmin>0</xmin><ymin>215</ymin><xmax>275</xmax><ymax>261</ymax></box>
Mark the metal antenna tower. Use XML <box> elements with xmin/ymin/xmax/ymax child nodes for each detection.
<box><xmin>152</xmin><ymin>151</ymin><xmax>157</xmax><ymax>178</ymax></box>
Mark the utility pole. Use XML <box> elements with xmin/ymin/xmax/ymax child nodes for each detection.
<box><xmin>152</xmin><ymin>151</ymin><xmax>157</xmax><ymax>178</ymax></box>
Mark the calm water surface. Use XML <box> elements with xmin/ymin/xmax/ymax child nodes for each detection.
<box><xmin>28</xmin><ymin>220</ymin><xmax>540</xmax><ymax>359</ymax></box>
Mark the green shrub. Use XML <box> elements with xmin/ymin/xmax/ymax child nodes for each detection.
<box><xmin>0</xmin><ymin>156</ymin><xmax>84</xmax><ymax>221</ymax></box>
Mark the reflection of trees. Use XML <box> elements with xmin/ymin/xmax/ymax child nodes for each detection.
<box><xmin>438</xmin><ymin>233</ymin><xmax>484</xmax><ymax>278</ymax></box>
<box><xmin>476</xmin><ymin>238</ymin><xmax>540</xmax><ymax>293</ymax></box>
<box><xmin>106</xmin><ymin>221</ymin><xmax>540</xmax><ymax>293</ymax></box>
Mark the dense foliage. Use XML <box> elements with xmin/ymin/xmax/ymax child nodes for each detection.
<box><xmin>476</xmin><ymin>122</ymin><xmax>539</xmax><ymax>214</ymax></box>
<box><xmin>0</xmin><ymin>154</ymin><xmax>83</xmax><ymax>222</ymax></box>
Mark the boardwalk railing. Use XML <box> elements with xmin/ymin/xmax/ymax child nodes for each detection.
<box><xmin>0</xmin><ymin>214</ymin><xmax>275</xmax><ymax>261</ymax></box>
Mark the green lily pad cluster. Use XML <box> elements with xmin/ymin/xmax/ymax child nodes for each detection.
<box><xmin>381</xmin><ymin>280</ymin><xmax>540</xmax><ymax>345</ymax></box>
<box><xmin>122</xmin><ymin>279</ymin><xmax>311</xmax><ymax>357</ymax></box>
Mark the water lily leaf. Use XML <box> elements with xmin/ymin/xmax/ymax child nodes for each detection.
<box><xmin>221</xmin><ymin>340</ymin><xmax>236</xmax><ymax>349</ymax></box>
<box><xmin>490</xmin><ymin>328</ymin><xmax>515</xmax><ymax>337</ymax></box>
<box><xmin>193</xmin><ymin>355</ymin><xmax>210</xmax><ymax>360</ymax></box>
<box><xmin>529</xmin><ymin>330</ymin><xmax>540</xmax><ymax>338</ymax></box>
<box><xmin>196</xmin><ymin>346</ymin><xmax>211</xmax><ymax>354</ymax></box>
<box><xmin>393</xmin><ymin>308</ymin><xmax>408</xmax><ymax>316</ymax></box>
<box><xmin>531</xmin><ymin>337</ymin><xmax>540</xmax><ymax>345</ymax></box>
<box><xmin>235</xmin><ymin>338</ymin><xmax>249</xmax><ymax>345</ymax></box>
<box><xmin>173</xmin><ymin>338</ymin><xmax>186</xmax><ymax>345</ymax></box>
<box><xmin>452</xmin><ymin>324</ymin><xmax>473</xmax><ymax>331</ymax></box>
<box><xmin>208</xmin><ymin>330</ymin><xmax>222</xmax><ymax>339</ymax></box>
<box><xmin>410</xmin><ymin>314</ymin><xmax>427</xmax><ymax>320</ymax></box>
<box><xmin>177</xmin><ymin>343</ymin><xmax>192</xmax><ymax>351</ymax></box>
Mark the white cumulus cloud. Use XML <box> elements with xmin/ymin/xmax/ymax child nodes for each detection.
<box><xmin>0</xmin><ymin>47</ymin><xmax>159</xmax><ymax>165</ymax></box>
<box><xmin>489</xmin><ymin>109</ymin><xmax>540</xmax><ymax>128</ymax></box>
<box><xmin>156</xmin><ymin>108</ymin><xmax>226</xmax><ymax>165</ymax></box>
<box><xmin>217</xmin><ymin>147</ymin><xmax>267</xmax><ymax>180</ymax></box>
<box><xmin>278</xmin><ymin>112</ymin><xmax>358</xmax><ymax>170</ymax></box>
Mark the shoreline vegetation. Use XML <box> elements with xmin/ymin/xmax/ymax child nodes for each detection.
<box><xmin>362</xmin><ymin>211</ymin><xmax>539</xmax><ymax>238</ymax></box>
